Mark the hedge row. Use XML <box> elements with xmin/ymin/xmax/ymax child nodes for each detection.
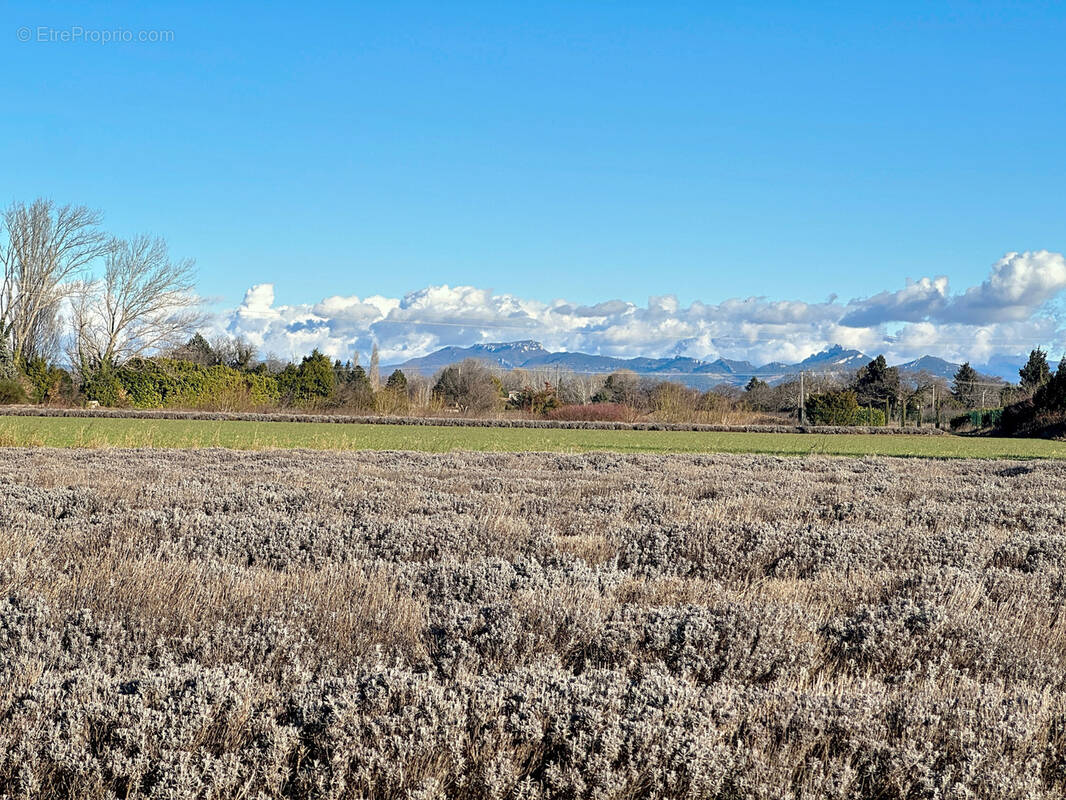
<box><xmin>84</xmin><ymin>359</ymin><xmax>280</xmax><ymax>408</ymax></box>
<box><xmin>0</xmin><ymin>405</ymin><xmax>951</xmax><ymax>434</ymax></box>
<box><xmin>951</xmin><ymin>408</ymin><xmax>1004</xmax><ymax>431</ymax></box>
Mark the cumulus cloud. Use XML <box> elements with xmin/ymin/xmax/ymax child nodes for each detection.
<box><xmin>946</xmin><ymin>250</ymin><xmax>1066</xmax><ymax>323</ymax></box>
<box><xmin>839</xmin><ymin>277</ymin><xmax>951</xmax><ymax>327</ymax></box>
<box><xmin>839</xmin><ymin>251</ymin><xmax>1066</xmax><ymax>328</ymax></box>
<box><xmin>210</xmin><ymin>251</ymin><xmax>1066</xmax><ymax>368</ymax></box>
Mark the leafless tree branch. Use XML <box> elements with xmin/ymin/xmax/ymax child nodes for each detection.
<box><xmin>71</xmin><ymin>235</ymin><xmax>204</xmax><ymax>371</ymax></box>
<box><xmin>0</xmin><ymin>198</ymin><xmax>109</xmax><ymax>362</ymax></box>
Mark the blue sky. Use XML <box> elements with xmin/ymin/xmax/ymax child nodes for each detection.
<box><xmin>2</xmin><ymin>1</ymin><xmax>1065</xmax><ymax>365</ymax></box>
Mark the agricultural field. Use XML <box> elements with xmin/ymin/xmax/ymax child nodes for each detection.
<box><xmin>3</xmin><ymin>447</ymin><xmax>1066</xmax><ymax>798</ymax></box>
<box><xmin>2</xmin><ymin>413</ymin><xmax>1066</xmax><ymax>458</ymax></box>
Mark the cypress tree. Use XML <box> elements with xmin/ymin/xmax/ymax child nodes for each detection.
<box><xmin>1019</xmin><ymin>348</ymin><xmax>1051</xmax><ymax>392</ymax></box>
<box><xmin>952</xmin><ymin>362</ymin><xmax>980</xmax><ymax>408</ymax></box>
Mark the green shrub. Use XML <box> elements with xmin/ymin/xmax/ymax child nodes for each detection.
<box><xmin>83</xmin><ymin>366</ymin><xmax>127</xmax><ymax>406</ymax></box>
<box><xmin>806</xmin><ymin>390</ymin><xmax>888</xmax><ymax>426</ymax></box>
<box><xmin>979</xmin><ymin>408</ymin><xmax>1004</xmax><ymax>428</ymax></box>
<box><xmin>998</xmin><ymin>358</ymin><xmax>1066</xmax><ymax>436</ymax></box>
<box><xmin>806</xmin><ymin>390</ymin><xmax>856</xmax><ymax>425</ymax></box>
<box><xmin>853</xmin><ymin>406</ymin><xmax>887</xmax><ymax>426</ymax></box>
<box><xmin>83</xmin><ymin>358</ymin><xmax>280</xmax><ymax>409</ymax></box>
<box><xmin>278</xmin><ymin>350</ymin><xmax>335</xmax><ymax>404</ymax></box>
<box><xmin>0</xmin><ymin>377</ymin><xmax>27</xmax><ymax>405</ymax></box>
<box><xmin>950</xmin><ymin>408</ymin><xmax>1003</xmax><ymax>431</ymax></box>
<box><xmin>507</xmin><ymin>383</ymin><xmax>560</xmax><ymax>415</ymax></box>
<box><xmin>116</xmin><ymin>362</ymin><xmax>165</xmax><ymax>407</ymax></box>
<box><xmin>21</xmin><ymin>357</ymin><xmax>75</xmax><ymax>404</ymax></box>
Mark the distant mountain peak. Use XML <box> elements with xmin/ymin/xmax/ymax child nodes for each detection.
<box><xmin>896</xmin><ymin>355</ymin><xmax>1007</xmax><ymax>383</ymax></box>
<box><xmin>477</xmin><ymin>340</ymin><xmax>546</xmax><ymax>354</ymax></box>
<box><xmin>898</xmin><ymin>355</ymin><xmax>954</xmax><ymax>370</ymax></box>
<box><xmin>798</xmin><ymin>346</ymin><xmax>869</xmax><ymax>369</ymax></box>
<box><xmin>385</xmin><ymin>340</ymin><xmax>1023</xmax><ymax>388</ymax></box>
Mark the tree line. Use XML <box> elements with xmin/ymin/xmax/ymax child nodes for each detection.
<box><xmin>2</xmin><ymin>197</ymin><xmax>1063</xmax><ymax>430</ymax></box>
<box><xmin>768</xmin><ymin>349</ymin><xmax>1064</xmax><ymax>429</ymax></box>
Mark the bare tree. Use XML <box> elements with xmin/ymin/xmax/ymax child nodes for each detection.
<box><xmin>0</xmin><ymin>199</ymin><xmax>109</xmax><ymax>362</ymax></box>
<box><xmin>20</xmin><ymin>291</ymin><xmax>65</xmax><ymax>363</ymax></box>
<box><xmin>210</xmin><ymin>333</ymin><xmax>258</xmax><ymax>369</ymax></box>
<box><xmin>407</xmin><ymin>373</ymin><xmax>435</xmax><ymax>410</ymax></box>
<box><xmin>70</xmin><ymin>235</ymin><xmax>203</xmax><ymax>371</ymax></box>
<box><xmin>432</xmin><ymin>359</ymin><xmax>500</xmax><ymax>413</ymax></box>
<box><xmin>369</xmin><ymin>343</ymin><xmax>380</xmax><ymax>389</ymax></box>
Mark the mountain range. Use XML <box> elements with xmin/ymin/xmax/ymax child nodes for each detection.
<box><xmin>386</xmin><ymin>341</ymin><xmax>1017</xmax><ymax>389</ymax></box>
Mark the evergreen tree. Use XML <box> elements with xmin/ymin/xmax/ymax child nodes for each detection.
<box><xmin>806</xmin><ymin>389</ymin><xmax>861</xmax><ymax>426</ymax></box>
<box><xmin>172</xmin><ymin>332</ymin><xmax>216</xmax><ymax>365</ymax></box>
<box><xmin>348</xmin><ymin>364</ymin><xmax>372</xmax><ymax>392</ymax></box>
<box><xmin>1019</xmin><ymin>348</ymin><xmax>1051</xmax><ymax>392</ymax></box>
<box><xmin>301</xmin><ymin>349</ymin><xmax>336</xmax><ymax>398</ymax></box>
<box><xmin>278</xmin><ymin>349</ymin><xmax>335</xmax><ymax>401</ymax></box>
<box><xmin>342</xmin><ymin>363</ymin><xmax>374</xmax><ymax>409</ymax></box>
<box><xmin>952</xmin><ymin>362</ymin><xmax>980</xmax><ymax>408</ymax></box>
<box><xmin>1034</xmin><ymin>357</ymin><xmax>1066</xmax><ymax>412</ymax></box>
<box><xmin>852</xmin><ymin>355</ymin><xmax>901</xmax><ymax>406</ymax></box>
<box><xmin>743</xmin><ymin>376</ymin><xmax>773</xmax><ymax>412</ymax></box>
<box><xmin>592</xmin><ymin>371</ymin><xmax>639</xmax><ymax>405</ymax></box>
<box><xmin>333</xmin><ymin>359</ymin><xmax>350</xmax><ymax>383</ymax></box>
<box><xmin>385</xmin><ymin>369</ymin><xmax>408</xmax><ymax>393</ymax></box>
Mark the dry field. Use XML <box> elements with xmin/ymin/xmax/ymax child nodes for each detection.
<box><xmin>3</xmin><ymin>448</ymin><xmax>1066</xmax><ymax>798</ymax></box>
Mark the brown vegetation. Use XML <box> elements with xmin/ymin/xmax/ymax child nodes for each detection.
<box><xmin>2</xmin><ymin>448</ymin><xmax>1065</xmax><ymax>797</ymax></box>
<box><xmin>0</xmin><ymin>404</ymin><xmax>949</xmax><ymax>434</ymax></box>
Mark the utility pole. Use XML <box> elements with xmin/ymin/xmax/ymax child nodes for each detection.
<box><xmin>798</xmin><ymin>371</ymin><xmax>806</xmax><ymax>424</ymax></box>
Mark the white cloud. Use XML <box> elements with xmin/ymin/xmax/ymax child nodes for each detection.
<box><xmin>235</xmin><ymin>284</ymin><xmax>279</xmax><ymax>321</ymax></box>
<box><xmin>839</xmin><ymin>251</ymin><xmax>1066</xmax><ymax>328</ymax></box>
<box><xmin>946</xmin><ymin>250</ymin><xmax>1066</xmax><ymax>323</ymax></box>
<box><xmin>839</xmin><ymin>277</ymin><xmax>950</xmax><ymax>327</ymax></box>
<box><xmin>210</xmin><ymin>251</ymin><xmax>1066</xmax><ymax>368</ymax></box>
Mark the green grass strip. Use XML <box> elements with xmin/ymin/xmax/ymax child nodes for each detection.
<box><xmin>2</xmin><ymin>416</ymin><xmax>1065</xmax><ymax>459</ymax></box>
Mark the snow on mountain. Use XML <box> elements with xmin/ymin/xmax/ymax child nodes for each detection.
<box><xmin>387</xmin><ymin>341</ymin><xmax>1022</xmax><ymax>389</ymax></box>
